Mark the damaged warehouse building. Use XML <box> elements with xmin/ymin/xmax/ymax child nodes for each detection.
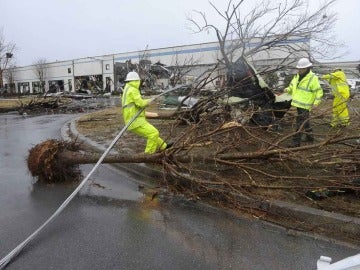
<box><xmin>2</xmin><ymin>36</ymin><xmax>359</xmax><ymax>95</ymax></box>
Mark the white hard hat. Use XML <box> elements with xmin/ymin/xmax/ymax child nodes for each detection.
<box><xmin>125</xmin><ymin>71</ymin><xmax>140</xmax><ymax>81</ymax></box>
<box><xmin>296</xmin><ymin>58</ymin><xmax>313</xmax><ymax>69</ymax></box>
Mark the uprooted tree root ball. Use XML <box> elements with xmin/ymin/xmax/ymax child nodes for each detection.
<box><xmin>27</xmin><ymin>139</ymin><xmax>82</xmax><ymax>183</ymax></box>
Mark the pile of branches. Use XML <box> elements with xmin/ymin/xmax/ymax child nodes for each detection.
<box><xmin>157</xmin><ymin>94</ymin><xmax>360</xmax><ymax>216</ymax></box>
<box><xmin>18</xmin><ymin>96</ymin><xmax>72</xmax><ymax>114</ymax></box>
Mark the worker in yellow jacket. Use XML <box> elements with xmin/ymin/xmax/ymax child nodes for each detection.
<box><xmin>122</xmin><ymin>71</ymin><xmax>170</xmax><ymax>154</ymax></box>
<box><xmin>285</xmin><ymin>58</ymin><xmax>323</xmax><ymax>147</ymax></box>
<box><xmin>321</xmin><ymin>68</ymin><xmax>350</xmax><ymax>127</ymax></box>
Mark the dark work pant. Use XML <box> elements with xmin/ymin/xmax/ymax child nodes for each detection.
<box><xmin>292</xmin><ymin>107</ymin><xmax>313</xmax><ymax>144</ymax></box>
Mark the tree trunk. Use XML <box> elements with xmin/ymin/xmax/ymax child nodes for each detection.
<box><xmin>58</xmin><ymin>150</ymin><xmax>165</xmax><ymax>165</ymax></box>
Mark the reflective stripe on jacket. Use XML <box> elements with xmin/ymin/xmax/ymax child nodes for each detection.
<box><xmin>321</xmin><ymin>70</ymin><xmax>350</xmax><ymax>100</ymax></box>
<box><xmin>121</xmin><ymin>80</ymin><xmax>149</xmax><ymax>130</ymax></box>
<box><xmin>287</xmin><ymin>70</ymin><xmax>323</xmax><ymax>110</ymax></box>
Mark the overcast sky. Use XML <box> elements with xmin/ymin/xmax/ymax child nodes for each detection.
<box><xmin>1</xmin><ymin>0</ymin><xmax>359</xmax><ymax>66</ymax></box>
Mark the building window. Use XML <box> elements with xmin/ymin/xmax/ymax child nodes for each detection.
<box><xmin>18</xmin><ymin>82</ymin><xmax>30</xmax><ymax>94</ymax></box>
<box><xmin>105</xmin><ymin>64</ymin><xmax>110</xmax><ymax>70</ymax></box>
<box><xmin>68</xmin><ymin>79</ymin><xmax>72</xmax><ymax>91</ymax></box>
<box><xmin>105</xmin><ymin>77</ymin><xmax>111</xmax><ymax>92</ymax></box>
<box><xmin>68</xmin><ymin>68</ymin><xmax>71</xmax><ymax>74</ymax></box>
<box><xmin>32</xmin><ymin>81</ymin><xmax>41</xmax><ymax>93</ymax></box>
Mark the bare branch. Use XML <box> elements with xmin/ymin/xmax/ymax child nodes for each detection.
<box><xmin>33</xmin><ymin>58</ymin><xmax>48</xmax><ymax>93</ymax></box>
<box><xmin>0</xmin><ymin>28</ymin><xmax>16</xmax><ymax>88</ymax></box>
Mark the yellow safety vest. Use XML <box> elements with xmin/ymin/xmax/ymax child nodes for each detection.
<box><xmin>287</xmin><ymin>71</ymin><xmax>323</xmax><ymax>110</ymax></box>
<box><xmin>121</xmin><ymin>80</ymin><xmax>149</xmax><ymax>130</ymax></box>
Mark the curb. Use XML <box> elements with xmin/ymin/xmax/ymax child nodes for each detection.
<box><xmin>62</xmin><ymin>116</ymin><xmax>360</xmax><ymax>246</ymax></box>
<box><xmin>266</xmin><ymin>200</ymin><xmax>360</xmax><ymax>243</ymax></box>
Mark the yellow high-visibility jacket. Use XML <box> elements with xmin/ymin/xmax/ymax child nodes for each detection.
<box><xmin>321</xmin><ymin>70</ymin><xmax>350</xmax><ymax>100</ymax></box>
<box><xmin>287</xmin><ymin>71</ymin><xmax>323</xmax><ymax>110</ymax></box>
<box><xmin>121</xmin><ymin>80</ymin><xmax>150</xmax><ymax>130</ymax></box>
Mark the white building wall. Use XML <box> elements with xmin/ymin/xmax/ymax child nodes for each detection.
<box><xmin>46</xmin><ymin>61</ymin><xmax>73</xmax><ymax>92</ymax></box>
<box><xmin>102</xmin><ymin>56</ymin><xmax>115</xmax><ymax>91</ymax></box>
<box><xmin>113</xmin><ymin>37</ymin><xmax>310</xmax><ymax>67</ymax></box>
<box><xmin>114</xmin><ymin>42</ymin><xmax>223</xmax><ymax>66</ymax></box>
<box><xmin>12</xmin><ymin>60</ymin><xmax>74</xmax><ymax>93</ymax></box>
<box><xmin>73</xmin><ymin>59</ymin><xmax>102</xmax><ymax>76</ymax></box>
<box><xmin>13</xmin><ymin>66</ymin><xmax>37</xmax><ymax>93</ymax></box>
<box><xmin>4</xmin><ymin>37</ymin><xmax>313</xmax><ymax>94</ymax></box>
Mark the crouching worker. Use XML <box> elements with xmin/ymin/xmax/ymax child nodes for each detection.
<box><xmin>122</xmin><ymin>71</ymin><xmax>171</xmax><ymax>154</ymax></box>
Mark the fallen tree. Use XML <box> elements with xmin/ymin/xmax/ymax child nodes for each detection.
<box><xmin>28</xmin><ymin>112</ymin><xmax>360</xmax><ymax>199</ymax></box>
<box><xmin>26</xmin><ymin>97</ymin><xmax>360</xmax><ymax>244</ymax></box>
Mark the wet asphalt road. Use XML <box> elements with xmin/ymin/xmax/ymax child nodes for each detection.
<box><xmin>0</xmin><ymin>112</ymin><xmax>357</xmax><ymax>270</ymax></box>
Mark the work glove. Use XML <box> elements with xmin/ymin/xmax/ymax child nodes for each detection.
<box><xmin>147</xmin><ymin>98</ymin><xmax>156</xmax><ymax>107</ymax></box>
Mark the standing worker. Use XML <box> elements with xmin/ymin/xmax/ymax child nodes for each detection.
<box><xmin>285</xmin><ymin>58</ymin><xmax>323</xmax><ymax>147</ymax></box>
<box><xmin>121</xmin><ymin>71</ymin><xmax>171</xmax><ymax>154</ymax></box>
<box><xmin>321</xmin><ymin>68</ymin><xmax>350</xmax><ymax>127</ymax></box>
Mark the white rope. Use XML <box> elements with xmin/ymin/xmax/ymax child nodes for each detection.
<box><xmin>0</xmin><ymin>84</ymin><xmax>187</xmax><ymax>269</ymax></box>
